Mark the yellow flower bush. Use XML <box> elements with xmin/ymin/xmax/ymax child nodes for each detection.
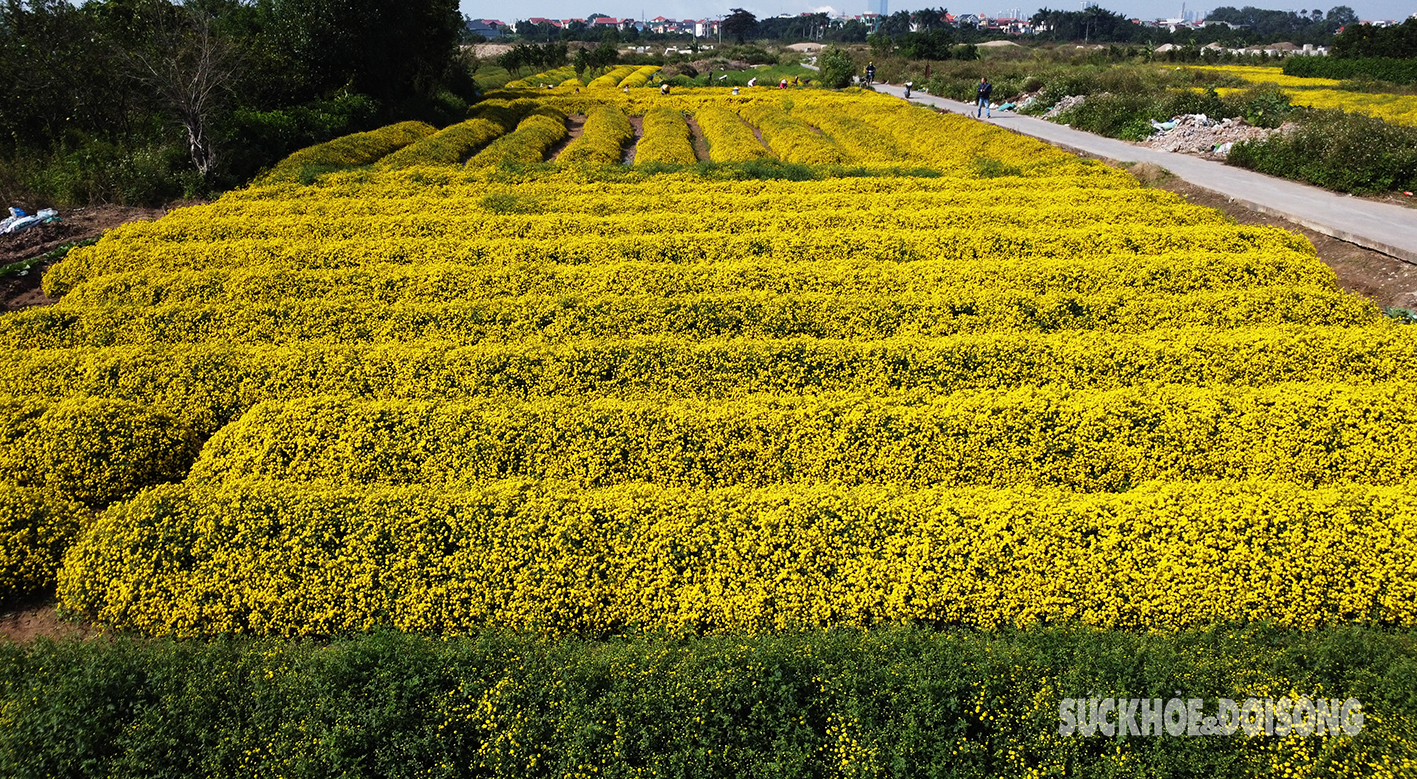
<box><xmin>587</xmin><ymin>65</ymin><xmax>638</xmax><ymax>89</ymax></box>
<box><xmin>693</xmin><ymin>104</ymin><xmax>772</xmax><ymax>162</ymax></box>
<box><xmin>1</xmin><ymin>326</ymin><xmax>1413</xmax><ymax>442</ymax></box>
<box><xmin>617</xmin><ymin>65</ymin><xmax>662</xmax><ymax>89</ymax></box>
<box><xmin>3</xmin><ymin>89</ymin><xmax>1411</xmax><ymax>633</ymax></box>
<box><xmin>635</xmin><ymin>107</ymin><xmax>697</xmax><ymax>165</ymax></box>
<box><xmin>57</xmin><ymin>479</ymin><xmax>1417</xmax><ymax>636</ymax></box>
<box><xmin>0</xmin><ymin>396</ymin><xmax>199</xmax><ymax>509</ymax></box>
<box><xmin>504</xmin><ymin>66</ymin><xmax>578</xmax><ymax>89</ymax></box>
<box><xmin>378</xmin><ymin>118</ymin><xmax>507</xmax><ymax>168</ymax></box>
<box><xmin>185</xmin><ymin>385</ymin><xmax>1417</xmax><ymax>491</ymax></box>
<box><xmin>466</xmin><ymin>107</ymin><xmax>568</xmax><ymax>167</ymax></box>
<box><xmin>737</xmin><ymin>101</ymin><xmax>848</xmax><ymax>165</ymax></box>
<box><xmin>557</xmin><ymin>104</ymin><xmax>634</xmax><ymax>166</ymax></box>
<box><xmin>0</xmin><ymin>484</ymin><xmax>88</xmax><ymax>602</ymax></box>
<box><xmin>259</xmin><ymin>121</ymin><xmax>436</xmax><ymax>182</ymax></box>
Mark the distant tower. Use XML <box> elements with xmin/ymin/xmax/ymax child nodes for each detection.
<box><xmin>872</xmin><ymin>0</ymin><xmax>888</xmax><ymax>16</ymax></box>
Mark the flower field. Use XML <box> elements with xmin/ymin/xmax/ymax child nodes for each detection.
<box><xmin>1198</xmin><ymin>65</ymin><xmax>1417</xmax><ymax>126</ymax></box>
<box><xmin>3</xmin><ymin>88</ymin><xmax>1416</xmax><ymax>776</ymax></box>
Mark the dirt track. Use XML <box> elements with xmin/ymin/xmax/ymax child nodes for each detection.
<box><xmin>0</xmin><ymin>205</ymin><xmax>168</xmax><ymax>312</ymax></box>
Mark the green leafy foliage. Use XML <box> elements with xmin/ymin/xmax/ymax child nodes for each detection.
<box><xmin>819</xmin><ymin>47</ymin><xmax>857</xmax><ymax>89</ymax></box>
<box><xmin>1227</xmin><ymin>108</ymin><xmax>1417</xmax><ymax>194</ymax></box>
<box><xmin>1</xmin><ymin>627</ymin><xmax>1414</xmax><ymax>777</ymax></box>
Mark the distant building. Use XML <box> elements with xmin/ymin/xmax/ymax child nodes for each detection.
<box><xmin>869</xmin><ymin>0</ymin><xmax>888</xmax><ymax>17</ymax></box>
<box><xmin>466</xmin><ymin>19</ymin><xmax>506</xmax><ymax>38</ymax></box>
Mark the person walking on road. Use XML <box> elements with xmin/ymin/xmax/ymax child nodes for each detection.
<box><xmin>976</xmin><ymin>76</ymin><xmax>993</xmax><ymax>118</ymax></box>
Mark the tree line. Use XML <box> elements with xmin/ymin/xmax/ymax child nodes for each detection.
<box><xmin>0</xmin><ymin>0</ymin><xmax>473</xmax><ymax>207</ymax></box>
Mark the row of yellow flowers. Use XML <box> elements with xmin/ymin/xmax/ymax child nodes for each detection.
<box><xmin>186</xmin><ymin>385</ymin><xmax>1417</xmax><ymax>491</ymax></box>
<box><xmin>504</xmin><ymin>65</ymin><xmax>578</xmax><ymax>90</ymax></box>
<box><xmin>67</xmin><ymin>185</ymin><xmax>1232</xmax><ymax>242</ymax></box>
<box><xmin>259</xmin><ymin>121</ymin><xmax>435</xmax><ymax>182</ymax></box>
<box><xmin>54</xmin><ymin>249</ymin><xmax>1341</xmax><ymax>308</ymax></box>
<box><xmin>558</xmin><ymin>104</ymin><xmax>634</xmax><ymax>166</ymax></box>
<box><xmin>57</xmin><ymin>479</ymin><xmax>1417</xmax><ymax>636</ymax></box>
<box><xmin>467</xmin><ymin>107</ymin><xmax>569</xmax><ymax>167</ymax></box>
<box><xmin>634</xmin><ymin>107</ymin><xmax>697</xmax><ymax>165</ymax></box>
<box><xmin>1</xmin><ymin>286</ymin><xmax>1376</xmax><ymax>349</ymax></box>
<box><xmin>46</xmin><ymin>226</ymin><xmax>1317</xmax><ymax>298</ymax></box>
<box><xmin>1</xmin><ymin>327</ymin><xmax>1414</xmax><ymax>432</ymax></box>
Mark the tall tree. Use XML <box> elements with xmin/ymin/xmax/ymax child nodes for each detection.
<box><xmin>722</xmin><ymin>7</ymin><xmax>757</xmax><ymax>44</ymax></box>
<box><xmin>119</xmin><ymin>3</ymin><xmax>236</xmax><ymax>180</ymax></box>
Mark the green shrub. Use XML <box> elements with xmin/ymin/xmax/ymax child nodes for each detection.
<box><xmin>0</xmin><ymin>139</ymin><xmax>197</xmax><ymax>209</ymax></box>
<box><xmin>1227</xmin><ymin>108</ymin><xmax>1417</xmax><ymax>194</ymax></box>
<box><xmin>1230</xmin><ymin>86</ymin><xmax>1293</xmax><ymax>128</ymax></box>
<box><xmin>1056</xmin><ymin>93</ymin><xmax>1163</xmax><ymax>141</ymax></box>
<box><xmin>1284</xmin><ymin>56</ymin><xmax>1417</xmax><ymax>86</ymax></box>
<box><xmin>1</xmin><ymin>626</ymin><xmax>1414</xmax><ymax>778</ymax></box>
<box><xmin>819</xmin><ymin>47</ymin><xmax>856</xmax><ymax>89</ymax></box>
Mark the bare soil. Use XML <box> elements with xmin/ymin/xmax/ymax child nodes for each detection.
<box><xmin>0</xmin><ymin>204</ymin><xmax>166</xmax><ymax>313</ymax></box>
<box><xmin>624</xmin><ymin>116</ymin><xmax>644</xmax><ymax>164</ymax></box>
<box><xmin>744</xmin><ymin>116</ymin><xmax>777</xmax><ymax>158</ymax></box>
<box><xmin>686</xmin><ymin>116</ymin><xmax>711</xmax><ymax>162</ymax></box>
<box><xmin>1126</xmin><ymin>162</ymin><xmax>1417</xmax><ymax>309</ymax></box>
<box><xmin>549</xmin><ymin>114</ymin><xmax>587</xmax><ymax>162</ymax></box>
<box><xmin>0</xmin><ymin>597</ymin><xmax>97</xmax><ymax>643</ymax></box>
<box><xmin>1363</xmin><ymin>191</ymin><xmax>1417</xmax><ymax>211</ymax></box>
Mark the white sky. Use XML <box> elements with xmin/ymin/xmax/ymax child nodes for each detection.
<box><xmin>466</xmin><ymin>1</ymin><xmax>1414</xmax><ymax>24</ymax></box>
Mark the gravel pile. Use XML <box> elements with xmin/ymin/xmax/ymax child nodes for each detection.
<box><xmin>1042</xmin><ymin>95</ymin><xmax>1086</xmax><ymax>119</ymax></box>
<box><xmin>1142</xmin><ymin>114</ymin><xmax>1293</xmax><ymax>158</ymax></box>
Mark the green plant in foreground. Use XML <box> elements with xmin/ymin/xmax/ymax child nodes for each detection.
<box><xmin>0</xmin><ymin>237</ymin><xmax>100</xmax><ymax>280</ymax></box>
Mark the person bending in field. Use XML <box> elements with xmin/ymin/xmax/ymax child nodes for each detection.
<box><xmin>661</xmin><ymin>82</ymin><xmax>670</xmax><ymax>95</ymax></box>
<box><xmin>976</xmin><ymin>77</ymin><xmax>993</xmax><ymax>119</ymax></box>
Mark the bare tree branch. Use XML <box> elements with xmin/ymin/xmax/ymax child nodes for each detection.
<box><xmin>120</xmin><ymin>5</ymin><xmax>237</xmax><ymax>181</ymax></box>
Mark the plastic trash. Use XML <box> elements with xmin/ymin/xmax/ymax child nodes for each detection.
<box><xmin>0</xmin><ymin>205</ymin><xmax>58</xmax><ymax>235</ymax></box>
<box><xmin>1214</xmin><ymin>142</ymin><xmax>1234</xmax><ymax>155</ymax></box>
<box><xmin>1151</xmin><ymin>120</ymin><xmax>1177</xmax><ymax>131</ymax></box>
<box><xmin>998</xmin><ymin>102</ymin><xmax>1016</xmax><ymax>111</ymax></box>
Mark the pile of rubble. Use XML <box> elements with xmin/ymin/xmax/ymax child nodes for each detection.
<box><xmin>1141</xmin><ymin>114</ymin><xmax>1293</xmax><ymax>158</ymax></box>
<box><xmin>1042</xmin><ymin>95</ymin><xmax>1086</xmax><ymax>119</ymax></box>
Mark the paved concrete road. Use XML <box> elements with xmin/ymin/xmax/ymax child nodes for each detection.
<box><xmin>875</xmin><ymin>84</ymin><xmax>1417</xmax><ymax>264</ymax></box>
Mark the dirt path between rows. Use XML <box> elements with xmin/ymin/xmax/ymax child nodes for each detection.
<box><xmin>548</xmin><ymin>114</ymin><xmax>586</xmax><ymax>162</ymax></box>
<box><xmin>686</xmin><ymin>116</ymin><xmax>711</xmax><ymax>162</ymax></box>
<box><xmin>1</xmin><ymin>204</ymin><xmax>169</xmax><ymax>313</ymax></box>
<box><xmin>0</xmin><ymin>598</ymin><xmax>97</xmax><ymax>643</ymax></box>
<box><xmin>623</xmin><ymin>116</ymin><xmax>644</xmax><ymax>164</ymax></box>
<box><xmin>743</xmin><ymin>116</ymin><xmax>776</xmax><ymax>158</ymax></box>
